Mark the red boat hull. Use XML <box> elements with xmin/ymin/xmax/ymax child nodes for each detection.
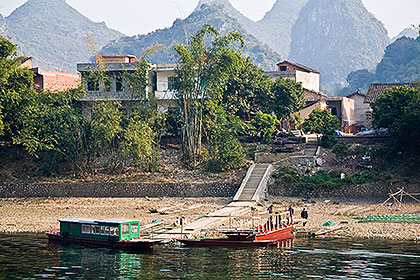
<box><xmin>255</xmin><ymin>225</ymin><xmax>294</xmax><ymax>241</ymax></box>
<box><xmin>178</xmin><ymin>225</ymin><xmax>294</xmax><ymax>247</ymax></box>
<box><xmin>46</xmin><ymin>232</ymin><xmax>162</xmax><ymax>250</ymax></box>
<box><xmin>177</xmin><ymin>238</ymin><xmax>279</xmax><ymax>247</ymax></box>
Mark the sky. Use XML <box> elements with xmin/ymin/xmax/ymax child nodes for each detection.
<box><xmin>0</xmin><ymin>0</ymin><xmax>419</xmax><ymax>38</ymax></box>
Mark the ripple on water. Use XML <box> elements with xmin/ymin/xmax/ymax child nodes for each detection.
<box><xmin>1</xmin><ymin>234</ymin><xmax>420</xmax><ymax>279</ymax></box>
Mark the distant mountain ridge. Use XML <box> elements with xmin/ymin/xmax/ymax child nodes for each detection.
<box><xmin>256</xmin><ymin>0</ymin><xmax>308</xmax><ymax>59</ymax></box>
<box><xmin>196</xmin><ymin>0</ymin><xmax>308</xmax><ymax>60</ymax></box>
<box><xmin>0</xmin><ymin>14</ymin><xmax>7</xmax><ymax>37</ymax></box>
<box><xmin>392</xmin><ymin>27</ymin><xmax>419</xmax><ymax>42</ymax></box>
<box><xmin>101</xmin><ymin>3</ymin><xmax>281</xmax><ymax>70</ymax></box>
<box><xmin>341</xmin><ymin>36</ymin><xmax>420</xmax><ymax>95</ymax></box>
<box><xmin>4</xmin><ymin>0</ymin><xmax>124</xmax><ymax>72</ymax></box>
<box><xmin>289</xmin><ymin>0</ymin><xmax>390</xmax><ymax>87</ymax></box>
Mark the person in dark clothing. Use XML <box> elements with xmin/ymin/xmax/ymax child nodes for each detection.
<box><xmin>301</xmin><ymin>208</ymin><xmax>308</xmax><ymax>226</ymax></box>
<box><xmin>267</xmin><ymin>204</ymin><xmax>273</xmax><ymax>214</ymax></box>
<box><xmin>288</xmin><ymin>205</ymin><xmax>294</xmax><ymax>223</ymax></box>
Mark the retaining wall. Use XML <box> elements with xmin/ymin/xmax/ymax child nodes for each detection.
<box><xmin>0</xmin><ymin>181</ymin><xmax>241</xmax><ymax>198</ymax></box>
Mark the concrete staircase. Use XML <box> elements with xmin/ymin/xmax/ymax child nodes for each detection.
<box><xmin>233</xmin><ymin>163</ymin><xmax>273</xmax><ymax>202</ymax></box>
<box><xmin>151</xmin><ymin>163</ymin><xmax>273</xmax><ymax>239</ymax></box>
<box><xmin>304</xmin><ymin>135</ymin><xmax>319</xmax><ymax>157</ymax></box>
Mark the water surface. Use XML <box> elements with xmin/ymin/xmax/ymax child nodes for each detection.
<box><xmin>0</xmin><ymin>233</ymin><xmax>419</xmax><ymax>279</ymax></box>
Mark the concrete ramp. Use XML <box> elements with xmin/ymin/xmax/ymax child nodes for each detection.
<box><xmin>233</xmin><ymin>163</ymin><xmax>273</xmax><ymax>202</ymax></box>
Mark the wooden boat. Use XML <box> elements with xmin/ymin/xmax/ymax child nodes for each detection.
<box><xmin>46</xmin><ymin>218</ymin><xmax>163</xmax><ymax>250</ymax></box>
<box><xmin>178</xmin><ymin>212</ymin><xmax>295</xmax><ymax>247</ymax></box>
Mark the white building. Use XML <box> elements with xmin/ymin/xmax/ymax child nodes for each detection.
<box><xmin>265</xmin><ymin>61</ymin><xmax>320</xmax><ymax>92</ymax></box>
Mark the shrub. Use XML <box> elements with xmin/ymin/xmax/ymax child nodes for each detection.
<box><xmin>251</xmin><ymin>112</ymin><xmax>279</xmax><ymax>143</ymax></box>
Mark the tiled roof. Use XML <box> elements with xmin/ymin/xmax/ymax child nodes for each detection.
<box><xmin>304</xmin><ymin>88</ymin><xmax>327</xmax><ymax>99</ymax></box>
<box><xmin>365</xmin><ymin>83</ymin><xmax>419</xmax><ymax>103</ymax></box>
<box><xmin>277</xmin><ymin>60</ymin><xmax>320</xmax><ymax>74</ymax></box>
<box><xmin>346</xmin><ymin>91</ymin><xmax>367</xmax><ymax>98</ymax></box>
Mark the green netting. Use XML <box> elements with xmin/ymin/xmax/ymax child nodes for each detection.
<box><xmin>356</xmin><ymin>214</ymin><xmax>420</xmax><ymax>223</ymax></box>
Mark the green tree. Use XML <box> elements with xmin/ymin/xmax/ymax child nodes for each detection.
<box><xmin>269</xmin><ymin>77</ymin><xmax>305</xmax><ymax>121</ymax></box>
<box><xmin>0</xmin><ymin>36</ymin><xmax>37</xmax><ymax>141</ymax></box>
<box><xmin>222</xmin><ymin>57</ymin><xmax>272</xmax><ymax>120</ymax></box>
<box><xmin>15</xmin><ymin>88</ymin><xmax>87</xmax><ymax>174</ymax></box>
<box><xmin>251</xmin><ymin>112</ymin><xmax>280</xmax><ymax>143</ymax></box>
<box><xmin>121</xmin><ymin>117</ymin><xmax>159</xmax><ymax>172</ymax></box>
<box><xmin>372</xmin><ymin>86</ymin><xmax>420</xmax><ymax>150</ymax></box>
<box><xmin>172</xmin><ymin>24</ymin><xmax>244</xmax><ymax>167</ymax></box>
<box><xmin>303</xmin><ymin>108</ymin><xmax>340</xmax><ymax>147</ymax></box>
<box><xmin>91</xmin><ymin>101</ymin><xmax>123</xmax><ymax>170</ymax></box>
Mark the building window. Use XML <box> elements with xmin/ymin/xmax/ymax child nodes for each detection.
<box><xmin>82</xmin><ymin>224</ymin><xmax>90</xmax><ymax>234</ymax></box>
<box><xmin>330</xmin><ymin>107</ymin><xmax>338</xmax><ymax>116</ymax></box>
<box><xmin>131</xmin><ymin>223</ymin><xmax>138</xmax><ymax>234</ymax></box>
<box><xmin>87</xmin><ymin>78</ymin><xmax>99</xmax><ymax>91</ymax></box>
<box><xmin>122</xmin><ymin>224</ymin><xmax>129</xmax><ymax>235</ymax></box>
<box><xmin>116</xmin><ymin>75</ymin><xmax>124</xmax><ymax>92</ymax></box>
<box><xmin>279</xmin><ymin>66</ymin><xmax>287</xmax><ymax>71</ymax></box>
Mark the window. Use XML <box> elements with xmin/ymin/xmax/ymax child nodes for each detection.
<box><xmin>115</xmin><ymin>227</ymin><xmax>119</xmax><ymax>236</ymax></box>
<box><xmin>100</xmin><ymin>226</ymin><xmax>105</xmax><ymax>235</ymax></box>
<box><xmin>122</xmin><ymin>224</ymin><xmax>129</xmax><ymax>235</ymax></box>
<box><xmin>105</xmin><ymin>226</ymin><xmax>110</xmax><ymax>235</ymax></box>
<box><xmin>92</xmin><ymin>225</ymin><xmax>100</xmax><ymax>234</ymax></box>
<box><xmin>87</xmin><ymin>78</ymin><xmax>99</xmax><ymax>91</ymax></box>
<box><xmin>82</xmin><ymin>224</ymin><xmax>90</xmax><ymax>234</ymax></box>
<box><xmin>330</xmin><ymin>107</ymin><xmax>338</xmax><ymax>116</ymax></box>
<box><xmin>279</xmin><ymin>66</ymin><xmax>287</xmax><ymax>71</ymax></box>
<box><xmin>110</xmin><ymin>227</ymin><xmax>119</xmax><ymax>236</ymax></box>
<box><xmin>116</xmin><ymin>75</ymin><xmax>124</xmax><ymax>92</ymax></box>
<box><xmin>131</xmin><ymin>223</ymin><xmax>138</xmax><ymax>234</ymax></box>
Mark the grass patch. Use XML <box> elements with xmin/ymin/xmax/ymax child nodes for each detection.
<box><xmin>272</xmin><ymin>166</ymin><xmax>380</xmax><ymax>196</ymax></box>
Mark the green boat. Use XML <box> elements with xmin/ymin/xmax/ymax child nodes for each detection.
<box><xmin>46</xmin><ymin>218</ymin><xmax>162</xmax><ymax>250</ymax></box>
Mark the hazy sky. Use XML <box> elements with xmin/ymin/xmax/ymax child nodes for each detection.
<box><xmin>0</xmin><ymin>0</ymin><xmax>419</xmax><ymax>37</ymax></box>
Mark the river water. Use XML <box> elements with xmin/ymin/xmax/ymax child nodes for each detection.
<box><xmin>0</xmin><ymin>233</ymin><xmax>419</xmax><ymax>279</ymax></box>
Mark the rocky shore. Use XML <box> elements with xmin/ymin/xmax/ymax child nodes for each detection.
<box><xmin>270</xmin><ymin>196</ymin><xmax>420</xmax><ymax>241</ymax></box>
<box><xmin>1</xmin><ymin>197</ymin><xmax>419</xmax><ymax>241</ymax></box>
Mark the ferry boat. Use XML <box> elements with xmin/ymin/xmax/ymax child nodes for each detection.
<box><xmin>46</xmin><ymin>218</ymin><xmax>162</xmax><ymax>250</ymax></box>
<box><xmin>178</xmin><ymin>211</ymin><xmax>295</xmax><ymax>247</ymax></box>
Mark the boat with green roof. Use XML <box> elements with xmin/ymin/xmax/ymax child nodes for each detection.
<box><xmin>46</xmin><ymin>218</ymin><xmax>162</xmax><ymax>250</ymax></box>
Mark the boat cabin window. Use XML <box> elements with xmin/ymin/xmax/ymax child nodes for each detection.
<box><xmin>100</xmin><ymin>226</ymin><xmax>105</xmax><ymax>234</ymax></box>
<box><xmin>93</xmin><ymin>225</ymin><xmax>100</xmax><ymax>234</ymax></box>
<box><xmin>82</xmin><ymin>224</ymin><xmax>90</xmax><ymax>234</ymax></box>
<box><xmin>122</xmin><ymin>224</ymin><xmax>129</xmax><ymax>235</ymax></box>
<box><xmin>105</xmin><ymin>226</ymin><xmax>110</xmax><ymax>235</ymax></box>
<box><xmin>131</xmin><ymin>223</ymin><xmax>138</xmax><ymax>234</ymax></box>
<box><xmin>110</xmin><ymin>227</ymin><xmax>119</xmax><ymax>236</ymax></box>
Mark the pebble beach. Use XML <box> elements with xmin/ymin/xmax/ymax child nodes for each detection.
<box><xmin>1</xmin><ymin>197</ymin><xmax>419</xmax><ymax>241</ymax></box>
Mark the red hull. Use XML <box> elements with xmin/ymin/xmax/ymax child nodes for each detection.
<box><xmin>178</xmin><ymin>225</ymin><xmax>294</xmax><ymax>247</ymax></box>
<box><xmin>255</xmin><ymin>225</ymin><xmax>294</xmax><ymax>241</ymax></box>
<box><xmin>46</xmin><ymin>232</ymin><xmax>162</xmax><ymax>250</ymax></box>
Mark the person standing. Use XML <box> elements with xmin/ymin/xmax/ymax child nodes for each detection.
<box><xmin>301</xmin><ymin>208</ymin><xmax>308</xmax><ymax>226</ymax></box>
<box><xmin>288</xmin><ymin>205</ymin><xmax>294</xmax><ymax>223</ymax></box>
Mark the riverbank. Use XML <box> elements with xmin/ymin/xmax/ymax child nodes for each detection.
<box><xmin>1</xmin><ymin>197</ymin><xmax>419</xmax><ymax>241</ymax></box>
<box><xmin>0</xmin><ymin>197</ymin><xmax>230</xmax><ymax>234</ymax></box>
<box><xmin>270</xmin><ymin>196</ymin><xmax>420</xmax><ymax>241</ymax></box>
